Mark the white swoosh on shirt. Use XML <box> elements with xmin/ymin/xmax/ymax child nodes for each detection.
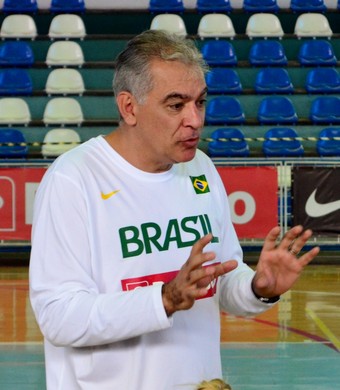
<box><xmin>305</xmin><ymin>189</ymin><xmax>340</xmax><ymax>217</ymax></box>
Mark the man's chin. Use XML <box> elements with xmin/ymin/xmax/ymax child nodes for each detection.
<box><xmin>176</xmin><ymin>148</ymin><xmax>197</xmax><ymax>163</ymax></box>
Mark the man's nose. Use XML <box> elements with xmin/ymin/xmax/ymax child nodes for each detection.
<box><xmin>183</xmin><ymin>104</ymin><xmax>205</xmax><ymax>129</ymax></box>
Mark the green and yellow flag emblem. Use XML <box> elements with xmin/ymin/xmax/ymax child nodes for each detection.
<box><xmin>190</xmin><ymin>175</ymin><xmax>210</xmax><ymax>194</ymax></box>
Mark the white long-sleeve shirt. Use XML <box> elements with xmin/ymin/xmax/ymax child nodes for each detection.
<box><xmin>29</xmin><ymin>136</ymin><xmax>272</xmax><ymax>390</ymax></box>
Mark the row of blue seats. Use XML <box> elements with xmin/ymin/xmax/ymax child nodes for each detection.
<box><xmin>207</xmin><ymin>127</ymin><xmax>340</xmax><ymax>157</ymax></box>
<box><xmin>201</xmin><ymin>40</ymin><xmax>338</xmax><ymax>67</ymax></box>
<box><xmin>0</xmin><ymin>95</ymin><xmax>340</xmax><ymax>126</ymax></box>
<box><xmin>1</xmin><ymin>126</ymin><xmax>339</xmax><ymax>158</ymax></box>
<box><xmin>0</xmin><ymin>67</ymin><xmax>338</xmax><ymax>96</ymax></box>
<box><xmin>149</xmin><ymin>0</ymin><xmax>340</xmax><ymax>13</ymax></box>
<box><xmin>206</xmin><ymin>95</ymin><xmax>340</xmax><ymax>125</ymax></box>
<box><xmin>1</xmin><ymin>0</ymin><xmax>85</xmax><ymax>14</ymax></box>
<box><xmin>1</xmin><ymin>0</ymin><xmax>339</xmax><ymax>14</ymax></box>
<box><xmin>0</xmin><ymin>39</ymin><xmax>337</xmax><ymax>68</ymax></box>
<box><xmin>206</xmin><ymin>67</ymin><xmax>340</xmax><ymax>94</ymax></box>
<box><xmin>0</xmin><ymin>95</ymin><xmax>338</xmax><ymax>125</ymax></box>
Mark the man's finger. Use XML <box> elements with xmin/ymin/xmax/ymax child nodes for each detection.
<box><xmin>196</xmin><ymin>260</ymin><xmax>238</xmax><ymax>288</ymax></box>
<box><xmin>298</xmin><ymin>246</ymin><xmax>320</xmax><ymax>267</ymax></box>
<box><xmin>261</xmin><ymin>226</ymin><xmax>281</xmax><ymax>252</ymax></box>
<box><xmin>288</xmin><ymin>229</ymin><xmax>313</xmax><ymax>255</ymax></box>
<box><xmin>215</xmin><ymin>260</ymin><xmax>238</xmax><ymax>277</ymax></box>
<box><xmin>279</xmin><ymin>225</ymin><xmax>304</xmax><ymax>250</ymax></box>
<box><xmin>191</xmin><ymin>233</ymin><xmax>213</xmax><ymax>255</ymax></box>
<box><xmin>185</xmin><ymin>234</ymin><xmax>215</xmax><ymax>269</ymax></box>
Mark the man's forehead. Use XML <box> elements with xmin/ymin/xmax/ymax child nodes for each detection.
<box><xmin>150</xmin><ymin>58</ymin><xmax>204</xmax><ymax>78</ymax></box>
<box><xmin>162</xmin><ymin>87</ymin><xmax>208</xmax><ymax>103</ymax></box>
<box><xmin>149</xmin><ymin>60</ymin><xmax>206</xmax><ymax>95</ymax></box>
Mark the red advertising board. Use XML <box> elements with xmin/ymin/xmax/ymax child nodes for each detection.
<box><xmin>0</xmin><ymin>167</ymin><xmax>47</xmax><ymax>240</ymax></box>
<box><xmin>0</xmin><ymin>166</ymin><xmax>278</xmax><ymax>242</ymax></box>
<box><xmin>217</xmin><ymin>166</ymin><xmax>278</xmax><ymax>238</ymax></box>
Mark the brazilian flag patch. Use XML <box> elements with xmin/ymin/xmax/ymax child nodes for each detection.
<box><xmin>190</xmin><ymin>175</ymin><xmax>210</xmax><ymax>194</ymax></box>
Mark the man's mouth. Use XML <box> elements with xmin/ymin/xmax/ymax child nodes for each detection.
<box><xmin>181</xmin><ymin>136</ymin><xmax>199</xmax><ymax>148</ymax></box>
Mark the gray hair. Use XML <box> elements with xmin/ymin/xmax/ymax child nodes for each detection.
<box><xmin>113</xmin><ymin>29</ymin><xmax>208</xmax><ymax>104</ymax></box>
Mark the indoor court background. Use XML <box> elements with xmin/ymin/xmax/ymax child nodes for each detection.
<box><xmin>0</xmin><ymin>1</ymin><xmax>339</xmax><ymax>389</ymax></box>
<box><xmin>1</xmin><ymin>263</ymin><xmax>339</xmax><ymax>390</ymax></box>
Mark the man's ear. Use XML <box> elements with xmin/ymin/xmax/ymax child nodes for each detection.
<box><xmin>116</xmin><ymin>92</ymin><xmax>137</xmax><ymax>126</ymax></box>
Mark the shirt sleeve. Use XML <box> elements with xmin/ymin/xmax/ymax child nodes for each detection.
<box><xmin>29</xmin><ymin>169</ymin><xmax>172</xmax><ymax>348</ymax></box>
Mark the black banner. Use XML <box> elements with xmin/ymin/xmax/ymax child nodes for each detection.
<box><xmin>292</xmin><ymin>167</ymin><xmax>340</xmax><ymax>235</ymax></box>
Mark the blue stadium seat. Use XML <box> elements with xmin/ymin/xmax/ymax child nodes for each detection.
<box><xmin>2</xmin><ymin>0</ymin><xmax>38</xmax><ymax>13</ymax></box>
<box><xmin>290</xmin><ymin>0</ymin><xmax>326</xmax><ymax>12</ymax></box>
<box><xmin>196</xmin><ymin>0</ymin><xmax>232</xmax><ymax>12</ymax></box>
<box><xmin>249</xmin><ymin>40</ymin><xmax>287</xmax><ymax>66</ymax></box>
<box><xmin>310</xmin><ymin>96</ymin><xmax>340</xmax><ymax>124</ymax></box>
<box><xmin>208</xmin><ymin>128</ymin><xmax>250</xmax><ymax>157</ymax></box>
<box><xmin>243</xmin><ymin>0</ymin><xmax>279</xmax><ymax>12</ymax></box>
<box><xmin>201</xmin><ymin>40</ymin><xmax>237</xmax><ymax>66</ymax></box>
<box><xmin>254</xmin><ymin>68</ymin><xmax>294</xmax><ymax>94</ymax></box>
<box><xmin>149</xmin><ymin>0</ymin><xmax>185</xmax><ymax>12</ymax></box>
<box><xmin>0</xmin><ymin>69</ymin><xmax>33</xmax><ymax>96</ymax></box>
<box><xmin>205</xmin><ymin>68</ymin><xmax>242</xmax><ymax>94</ymax></box>
<box><xmin>298</xmin><ymin>40</ymin><xmax>337</xmax><ymax>66</ymax></box>
<box><xmin>258</xmin><ymin>96</ymin><xmax>298</xmax><ymax>124</ymax></box>
<box><xmin>316</xmin><ymin>127</ymin><xmax>340</xmax><ymax>156</ymax></box>
<box><xmin>0</xmin><ymin>128</ymin><xmax>28</xmax><ymax>158</ymax></box>
<box><xmin>205</xmin><ymin>97</ymin><xmax>245</xmax><ymax>125</ymax></box>
<box><xmin>262</xmin><ymin>128</ymin><xmax>304</xmax><ymax>157</ymax></box>
<box><xmin>305</xmin><ymin>68</ymin><xmax>340</xmax><ymax>94</ymax></box>
<box><xmin>50</xmin><ymin>0</ymin><xmax>85</xmax><ymax>13</ymax></box>
<box><xmin>0</xmin><ymin>41</ymin><xmax>34</xmax><ymax>67</ymax></box>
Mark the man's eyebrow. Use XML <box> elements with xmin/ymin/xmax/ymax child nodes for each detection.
<box><xmin>163</xmin><ymin>93</ymin><xmax>188</xmax><ymax>103</ymax></box>
<box><xmin>162</xmin><ymin>87</ymin><xmax>208</xmax><ymax>103</ymax></box>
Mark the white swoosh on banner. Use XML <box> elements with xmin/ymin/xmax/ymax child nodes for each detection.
<box><xmin>305</xmin><ymin>189</ymin><xmax>340</xmax><ymax>218</ymax></box>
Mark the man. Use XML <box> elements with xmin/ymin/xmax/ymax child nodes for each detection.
<box><xmin>29</xmin><ymin>30</ymin><xmax>319</xmax><ymax>389</ymax></box>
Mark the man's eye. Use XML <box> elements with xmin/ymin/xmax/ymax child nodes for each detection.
<box><xmin>197</xmin><ymin>99</ymin><xmax>207</xmax><ymax>108</ymax></box>
<box><xmin>170</xmin><ymin>103</ymin><xmax>184</xmax><ymax>110</ymax></box>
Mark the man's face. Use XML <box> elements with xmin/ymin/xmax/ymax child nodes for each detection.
<box><xmin>133</xmin><ymin>59</ymin><xmax>207</xmax><ymax>172</ymax></box>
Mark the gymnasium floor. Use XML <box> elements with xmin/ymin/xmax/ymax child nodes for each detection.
<box><xmin>0</xmin><ymin>263</ymin><xmax>339</xmax><ymax>390</ymax></box>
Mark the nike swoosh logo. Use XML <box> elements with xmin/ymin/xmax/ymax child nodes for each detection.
<box><xmin>101</xmin><ymin>190</ymin><xmax>120</xmax><ymax>200</ymax></box>
<box><xmin>305</xmin><ymin>189</ymin><xmax>340</xmax><ymax>217</ymax></box>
